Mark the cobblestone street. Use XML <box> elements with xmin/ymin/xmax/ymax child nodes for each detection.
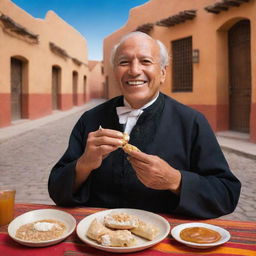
<box><xmin>0</xmin><ymin>102</ymin><xmax>255</xmax><ymax>222</ymax></box>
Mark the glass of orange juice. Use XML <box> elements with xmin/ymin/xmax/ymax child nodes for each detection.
<box><xmin>0</xmin><ymin>190</ymin><xmax>16</xmax><ymax>226</ymax></box>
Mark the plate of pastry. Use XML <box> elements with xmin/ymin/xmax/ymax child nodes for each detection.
<box><xmin>8</xmin><ymin>209</ymin><xmax>76</xmax><ymax>247</ymax></box>
<box><xmin>76</xmin><ymin>208</ymin><xmax>170</xmax><ymax>253</ymax></box>
<box><xmin>171</xmin><ymin>222</ymin><xmax>230</xmax><ymax>249</ymax></box>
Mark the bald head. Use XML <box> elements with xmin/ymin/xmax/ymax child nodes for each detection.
<box><xmin>110</xmin><ymin>32</ymin><xmax>169</xmax><ymax>68</ymax></box>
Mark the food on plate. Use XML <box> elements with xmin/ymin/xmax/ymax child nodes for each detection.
<box><xmin>99</xmin><ymin>230</ymin><xmax>136</xmax><ymax>247</ymax></box>
<box><xmin>122</xmin><ymin>143</ymin><xmax>141</xmax><ymax>153</ymax></box>
<box><xmin>15</xmin><ymin>219</ymin><xmax>66</xmax><ymax>241</ymax></box>
<box><xmin>131</xmin><ymin>219</ymin><xmax>159</xmax><ymax>240</ymax></box>
<box><xmin>86</xmin><ymin>211</ymin><xmax>162</xmax><ymax>247</ymax></box>
<box><xmin>86</xmin><ymin>218</ymin><xmax>112</xmax><ymax>242</ymax></box>
<box><xmin>180</xmin><ymin>227</ymin><xmax>221</xmax><ymax>244</ymax></box>
<box><xmin>86</xmin><ymin>218</ymin><xmax>137</xmax><ymax>247</ymax></box>
<box><xmin>104</xmin><ymin>212</ymin><xmax>139</xmax><ymax>229</ymax></box>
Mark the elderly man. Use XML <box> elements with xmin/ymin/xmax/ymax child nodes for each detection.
<box><xmin>48</xmin><ymin>32</ymin><xmax>241</xmax><ymax>219</ymax></box>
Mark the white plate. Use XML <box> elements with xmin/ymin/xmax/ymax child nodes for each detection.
<box><xmin>171</xmin><ymin>222</ymin><xmax>230</xmax><ymax>249</ymax></box>
<box><xmin>76</xmin><ymin>208</ymin><xmax>170</xmax><ymax>253</ymax></box>
<box><xmin>8</xmin><ymin>209</ymin><xmax>76</xmax><ymax>247</ymax></box>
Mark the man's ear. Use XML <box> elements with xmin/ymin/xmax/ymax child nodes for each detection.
<box><xmin>160</xmin><ymin>66</ymin><xmax>167</xmax><ymax>84</ymax></box>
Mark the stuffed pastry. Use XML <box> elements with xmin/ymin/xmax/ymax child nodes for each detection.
<box><xmin>99</xmin><ymin>230</ymin><xmax>136</xmax><ymax>247</ymax></box>
<box><xmin>131</xmin><ymin>220</ymin><xmax>159</xmax><ymax>240</ymax></box>
<box><xmin>121</xmin><ymin>132</ymin><xmax>130</xmax><ymax>146</ymax></box>
<box><xmin>86</xmin><ymin>218</ymin><xmax>111</xmax><ymax>242</ymax></box>
<box><xmin>122</xmin><ymin>143</ymin><xmax>140</xmax><ymax>153</ymax></box>
<box><xmin>104</xmin><ymin>212</ymin><xmax>139</xmax><ymax>229</ymax></box>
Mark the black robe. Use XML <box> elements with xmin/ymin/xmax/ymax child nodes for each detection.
<box><xmin>48</xmin><ymin>93</ymin><xmax>241</xmax><ymax>219</ymax></box>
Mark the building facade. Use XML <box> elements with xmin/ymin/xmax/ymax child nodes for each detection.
<box><xmin>0</xmin><ymin>0</ymin><xmax>89</xmax><ymax>127</ymax></box>
<box><xmin>88</xmin><ymin>61</ymin><xmax>107</xmax><ymax>99</ymax></box>
<box><xmin>103</xmin><ymin>0</ymin><xmax>256</xmax><ymax>142</ymax></box>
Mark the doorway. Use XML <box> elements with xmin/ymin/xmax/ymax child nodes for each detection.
<box><xmin>11</xmin><ymin>58</ymin><xmax>23</xmax><ymax>121</ymax></box>
<box><xmin>228</xmin><ymin>20</ymin><xmax>251</xmax><ymax>133</ymax></box>
<box><xmin>83</xmin><ymin>75</ymin><xmax>87</xmax><ymax>102</ymax></box>
<box><xmin>52</xmin><ymin>66</ymin><xmax>60</xmax><ymax>110</ymax></box>
<box><xmin>73</xmin><ymin>71</ymin><xmax>78</xmax><ymax>105</ymax></box>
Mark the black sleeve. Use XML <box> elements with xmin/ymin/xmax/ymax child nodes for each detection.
<box><xmin>173</xmin><ymin>113</ymin><xmax>241</xmax><ymax>219</ymax></box>
<box><xmin>48</xmin><ymin>117</ymin><xmax>91</xmax><ymax>206</ymax></box>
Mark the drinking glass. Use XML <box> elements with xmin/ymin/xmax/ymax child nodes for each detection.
<box><xmin>0</xmin><ymin>189</ymin><xmax>16</xmax><ymax>226</ymax></box>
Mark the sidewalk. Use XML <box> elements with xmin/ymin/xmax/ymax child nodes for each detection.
<box><xmin>0</xmin><ymin>100</ymin><xmax>256</xmax><ymax>160</ymax></box>
<box><xmin>0</xmin><ymin>99</ymin><xmax>105</xmax><ymax>143</ymax></box>
<box><xmin>216</xmin><ymin>131</ymin><xmax>256</xmax><ymax>160</ymax></box>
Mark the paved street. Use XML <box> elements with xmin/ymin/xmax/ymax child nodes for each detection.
<box><xmin>0</xmin><ymin>101</ymin><xmax>255</xmax><ymax>221</ymax></box>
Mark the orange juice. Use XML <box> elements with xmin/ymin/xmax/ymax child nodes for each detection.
<box><xmin>0</xmin><ymin>190</ymin><xmax>16</xmax><ymax>226</ymax></box>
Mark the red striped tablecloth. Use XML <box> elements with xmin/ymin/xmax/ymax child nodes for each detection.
<box><xmin>0</xmin><ymin>203</ymin><xmax>255</xmax><ymax>256</ymax></box>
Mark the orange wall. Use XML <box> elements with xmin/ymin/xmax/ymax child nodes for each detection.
<box><xmin>88</xmin><ymin>61</ymin><xmax>106</xmax><ymax>99</ymax></box>
<box><xmin>0</xmin><ymin>0</ymin><xmax>89</xmax><ymax>127</ymax></box>
<box><xmin>103</xmin><ymin>0</ymin><xmax>256</xmax><ymax>142</ymax></box>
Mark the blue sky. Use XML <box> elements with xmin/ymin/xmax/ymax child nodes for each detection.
<box><xmin>12</xmin><ymin>0</ymin><xmax>149</xmax><ymax>60</ymax></box>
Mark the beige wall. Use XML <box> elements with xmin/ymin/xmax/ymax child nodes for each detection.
<box><xmin>88</xmin><ymin>61</ymin><xmax>106</xmax><ymax>99</ymax></box>
<box><xmin>0</xmin><ymin>0</ymin><xmax>89</xmax><ymax>126</ymax></box>
<box><xmin>103</xmin><ymin>0</ymin><xmax>256</xmax><ymax>141</ymax></box>
<box><xmin>104</xmin><ymin>0</ymin><xmax>255</xmax><ymax>103</ymax></box>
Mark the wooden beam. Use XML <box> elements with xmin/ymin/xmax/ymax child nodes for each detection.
<box><xmin>156</xmin><ymin>9</ymin><xmax>197</xmax><ymax>27</ymax></box>
<box><xmin>214</xmin><ymin>2</ymin><xmax>229</xmax><ymax>10</ymax></box>
<box><xmin>222</xmin><ymin>0</ymin><xmax>241</xmax><ymax>6</ymax></box>
<box><xmin>135</xmin><ymin>23</ymin><xmax>154</xmax><ymax>34</ymax></box>
<box><xmin>0</xmin><ymin>14</ymin><xmax>38</xmax><ymax>42</ymax></box>
<box><xmin>204</xmin><ymin>6</ymin><xmax>221</xmax><ymax>14</ymax></box>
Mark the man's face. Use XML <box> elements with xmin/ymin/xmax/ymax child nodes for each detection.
<box><xmin>113</xmin><ymin>35</ymin><xmax>166</xmax><ymax>109</ymax></box>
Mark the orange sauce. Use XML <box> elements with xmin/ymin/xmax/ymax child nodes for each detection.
<box><xmin>180</xmin><ymin>227</ymin><xmax>221</xmax><ymax>244</ymax></box>
<box><xmin>0</xmin><ymin>190</ymin><xmax>15</xmax><ymax>226</ymax></box>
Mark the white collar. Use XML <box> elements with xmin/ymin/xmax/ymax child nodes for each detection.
<box><xmin>123</xmin><ymin>92</ymin><xmax>159</xmax><ymax>110</ymax></box>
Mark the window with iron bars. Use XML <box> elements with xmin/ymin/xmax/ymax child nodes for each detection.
<box><xmin>171</xmin><ymin>36</ymin><xmax>193</xmax><ymax>92</ymax></box>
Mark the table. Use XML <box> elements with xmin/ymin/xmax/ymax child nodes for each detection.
<box><xmin>0</xmin><ymin>203</ymin><xmax>255</xmax><ymax>256</ymax></box>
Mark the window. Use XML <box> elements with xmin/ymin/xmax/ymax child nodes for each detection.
<box><xmin>172</xmin><ymin>37</ymin><xmax>193</xmax><ymax>92</ymax></box>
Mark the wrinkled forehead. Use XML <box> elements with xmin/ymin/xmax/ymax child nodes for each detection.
<box><xmin>115</xmin><ymin>35</ymin><xmax>160</xmax><ymax>60</ymax></box>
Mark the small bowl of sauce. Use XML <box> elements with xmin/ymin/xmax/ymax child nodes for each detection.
<box><xmin>171</xmin><ymin>222</ymin><xmax>230</xmax><ymax>249</ymax></box>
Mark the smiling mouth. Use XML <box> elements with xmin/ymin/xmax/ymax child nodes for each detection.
<box><xmin>126</xmin><ymin>81</ymin><xmax>147</xmax><ymax>86</ymax></box>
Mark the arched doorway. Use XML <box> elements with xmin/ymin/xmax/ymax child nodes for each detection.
<box><xmin>52</xmin><ymin>66</ymin><xmax>61</xmax><ymax>110</ymax></box>
<box><xmin>72</xmin><ymin>71</ymin><xmax>78</xmax><ymax>105</ymax></box>
<box><xmin>83</xmin><ymin>75</ymin><xmax>87</xmax><ymax>102</ymax></box>
<box><xmin>228</xmin><ymin>20</ymin><xmax>251</xmax><ymax>133</ymax></box>
<box><xmin>11</xmin><ymin>58</ymin><xmax>23</xmax><ymax>121</ymax></box>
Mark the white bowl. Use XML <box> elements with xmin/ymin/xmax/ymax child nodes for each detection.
<box><xmin>171</xmin><ymin>222</ymin><xmax>230</xmax><ymax>249</ymax></box>
<box><xmin>8</xmin><ymin>209</ymin><xmax>76</xmax><ymax>247</ymax></box>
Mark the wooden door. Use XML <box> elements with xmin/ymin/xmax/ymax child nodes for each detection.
<box><xmin>228</xmin><ymin>20</ymin><xmax>251</xmax><ymax>132</ymax></box>
<box><xmin>52</xmin><ymin>67</ymin><xmax>59</xmax><ymax>110</ymax></box>
<box><xmin>11</xmin><ymin>58</ymin><xmax>22</xmax><ymax>121</ymax></box>
<box><xmin>83</xmin><ymin>76</ymin><xmax>87</xmax><ymax>102</ymax></box>
<box><xmin>73</xmin><ymin>71</ymin><xmax>78</xmax><ymax>105</ymax></box>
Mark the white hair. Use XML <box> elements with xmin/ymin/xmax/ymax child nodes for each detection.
<box><xmin>110</xmin><ymin>31</ymin><xmax>169</xmax><ymax>68</ymax></box>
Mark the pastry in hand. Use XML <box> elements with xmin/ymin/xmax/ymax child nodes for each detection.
<box><xmin>86</xmin><ymin>218</ymin><xmax>111</xmax><ymax>242</ymax></box>
<box><xmin>99</xmin><ymin>230</ymin><xmax>136</xmax><ymax>247</ymax></box>
<box><xmin>122</xmin><ymin>143</ymin><xmax>140</xmax><ymax>153</ymax></box>
<box><xmin>121</xmin><ymin>132</ymin><xmax>130</xmax><ymax>146</ymax></box>
<box><xmin>131</xmin><ymin>220</ymin><xmax>159</xmax><ymax>240</ymax></box>
<box><xmin>104</xmin><ymin>212</ymin><xmax>139</xmax><ymax>229</ymax></box>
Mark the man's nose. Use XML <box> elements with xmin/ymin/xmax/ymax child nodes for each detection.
<box><xmin>128</xmin><ymin>60</ymin><xmax>141</xmax><ymax>76</ymax></box>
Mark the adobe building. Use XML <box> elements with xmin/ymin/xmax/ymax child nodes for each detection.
<box><xmin>0</xmin><ymin>0</ymin><xmax>89</xmax><ymax>128</ymax></box>
<box><xmin>88</xmin><ymin>61</ymin><xmax>106</xmax><ymax>99</ymax></box>
<box><xmin>103</xmin><ymin>0</ymin><xmax>256</xmax><ymax>143</ymax></box>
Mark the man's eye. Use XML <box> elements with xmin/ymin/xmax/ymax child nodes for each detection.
<box><xmin>118</xmin><ymin>61</ymin><xmax>129</xmax><ymax>66</ymax></box>
<box><xmin>141</xmin><ymin>59</ymin><xmax>152</xmax><ymax>64</ymax></box>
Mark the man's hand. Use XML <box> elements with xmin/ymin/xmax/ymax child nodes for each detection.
<box><xmin>127</xmin><ymin>151</ymin><xmax>181</xmax><ymax>194</ymax></box>
<box><xmin>74</xmin><ymin>128</ymin><xmax>124</xmax><ymax>190</ymax></box>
